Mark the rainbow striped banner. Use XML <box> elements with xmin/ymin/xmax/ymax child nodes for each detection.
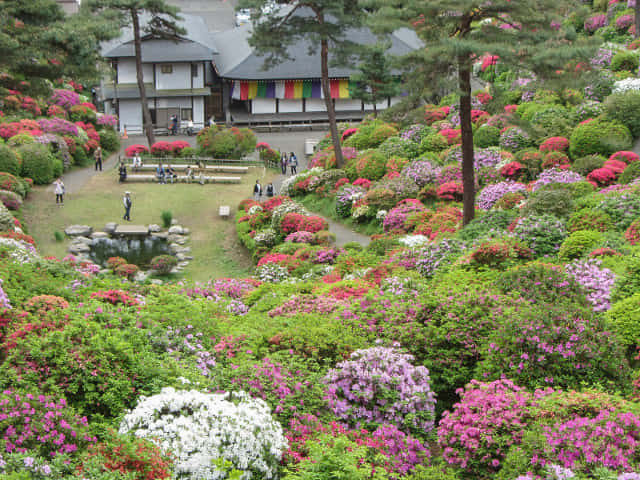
<box><xmin>231</xmin><ymin>80</ymin><xmax>349</xmax><ymax>100</ymax></box>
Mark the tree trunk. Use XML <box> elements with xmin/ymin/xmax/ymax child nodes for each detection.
<box><xmin>132</xmin><ymin>9</ymin><xmax>155</xmax><ymax>146</ymax></box>
<box><xmin>635</xmin><ymin>1</ymin><xmax>640</xmax><ymax>39</ymax></box>
<box><xmin>318</xmin><ymin>14</ymin><xmax>344</xmax><ymax>169</ymax></box>
<box><xmin>458</xmin><ymin>56</ymin><xmax>475</xmax><ymax>226</ymax></box>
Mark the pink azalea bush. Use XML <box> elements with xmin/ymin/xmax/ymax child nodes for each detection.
<box><xmin>324</xmin><ymin>347</ymin><xmax>436</xmax><ymax>434</ymax></box>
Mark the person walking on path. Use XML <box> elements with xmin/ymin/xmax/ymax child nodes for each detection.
<box><xmin>253</xmin><ymin>179</ymin><xmax>262</xmax><ymax>200</ymax></box>
<box><xmin>54</xmin><ymin>178</ymin><xmax>65</xmax><ymax>205</ymax></box>
<box><xmin>118</xmin><ymin>161</ymin><xmax>127</xmax><ymax>183</ymax></box>
<box><xmin>170</xmin><ymin>115</ymin><xmax>178</xmax><ymax>135</ymax></box>
<box><xmin>266</xmin><ymin>182</ymin><xmax>274</xmax><ymax>198</ymax></box>
<box><xmin>94</xmin><ymin>146</ymin><xmax>103</xmax><ymax>171</ymax></box>
<box><xmin>123</xmin><ymin>191</ymin><xmax>132</xmax><ymax>221</ymax></box>
<box><xmin>280</xmin><ymin>152</ymin><xmax>287</xmax><ymax>175</ymax></box>
<box><xmin>289</xmin><ymin>152</ymin><xmax>298</xmax><ymax>175</ymax></box>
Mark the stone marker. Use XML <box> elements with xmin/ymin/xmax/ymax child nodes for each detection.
<box><xmin>113</xmin><ymin>224</ymin><xmax>150</xmax><ymax>236</ymax></box>
<box><xmin>104</xmin><ymin>222</ymin><xmax>118</xmax><ymax>234</ymax></box>
<box><xmin>148</xmin><ymin>224</ymin><xmax>161</xmax><ymax>233</ymax></box>
<box><xmin>168</xmin><ymin>225</ymin><xmax>183</xmax><ymax>235</ymax></box>
<box><xmin>65</xmin><ymin>225</ymin><xmax>92</xmax><ymax>237</ymax></box>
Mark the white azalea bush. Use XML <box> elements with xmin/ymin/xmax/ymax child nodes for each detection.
<box><xmin>119</xmin><ymin>388</ymin><xmax>287</xmax><ymax>480</ymax></box>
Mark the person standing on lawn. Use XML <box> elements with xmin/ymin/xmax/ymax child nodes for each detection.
<box><xmin>123</xmin><ymin>192</ymin><xmax>132</xmax><ymax>221</ymax></box>
<box><xmin>94</xmin><ymin>146</ymin><xmax>103</xmax><ymax>171</ymax></box>
<box><xmin>253</xmin><ymin>179</ymin><xmax>262</xmax><ymax>200</ymax></box>
<box><xmin>54</xmin><ymin>178</ymin><xmax>65</xmax><ymax>205</ymax></box>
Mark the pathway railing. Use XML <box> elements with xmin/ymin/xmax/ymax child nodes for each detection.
<box><xmin>119</xmin><ymin>155</ymin><xmax>265</xmax><ymax>166</ymax></box>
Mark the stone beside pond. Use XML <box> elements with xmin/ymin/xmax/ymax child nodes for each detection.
<box><xmin>65</xmin><ymin>222</ymin><xmax>191</xmax><ymax>280</ymax></box>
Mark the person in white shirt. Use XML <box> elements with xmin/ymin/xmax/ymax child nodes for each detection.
<box><xmin>54</xmin><ymin>178</ymin><xmax>65</xmax><ymax>205</ymax></box>
<box><xmin>187</xmin><ymin>118</ymin><xmax>194</xmax><ymax>136</ymax></box>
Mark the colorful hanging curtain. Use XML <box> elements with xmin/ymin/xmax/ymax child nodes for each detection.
<box><xmin>232</xmin><ymin>79</ymin><xmax>346</xmax><ymax>100</ymax></box>
<box><xmin>329</xmin><ymin>79</ymin><xmax>350</xmax><ymax>99</ymax></box>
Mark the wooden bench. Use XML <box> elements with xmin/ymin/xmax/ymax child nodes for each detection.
<box><xmin>219</xmin><ymin>205</ymin><xmax>230</xmax><ymax>219</ymax></box>
<box><xmin>124</xmin><ymin>175</ymin><xmax>241</xmax><ymax>184</ymax></box>
<box><xmin>133</xmin><ymin>165</ymin><xmax>249</xmax><ymax>174</ymax></box>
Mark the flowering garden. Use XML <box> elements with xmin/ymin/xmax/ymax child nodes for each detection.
<box><xmin>4</xmin><ymin>0</ymin><xmax>640</xmax><ymax>479</ymax></box>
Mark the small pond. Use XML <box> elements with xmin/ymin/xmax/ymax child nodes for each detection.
<box><xmin>89</xmin><ymin>236</ymin><xmax>170</xmax><ymax>268</ymax></box>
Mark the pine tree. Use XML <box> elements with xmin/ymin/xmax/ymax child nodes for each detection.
<box><xmin>87</xmin><ymin>0</ymin><xmax>185</xmax><ymax>147</ymax></box>
<box><xmin>349</xmin><ymin>43</ymin><xmax>400</xmax><ymax>118</ymax></box>
<box><xmin>237</xmin><ymin>0</ymin><xmax>364</xmax><ymax>168</ymax></box>
<box><xmin>363</xmin><ymin>0</ymin><xmax>595</xmax><ymax>224</ymax></box>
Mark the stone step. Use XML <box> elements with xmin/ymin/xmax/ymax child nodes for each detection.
<box><xmin>113</xmin><ymin>225</ymin><xmax>150</xmax><ymax>236</ymax></box>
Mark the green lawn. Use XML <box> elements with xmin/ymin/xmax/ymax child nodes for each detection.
<box><xmin>22</xmin><ymin>164</ymin><xmax>276</xmax><ymax>281</ymax></box>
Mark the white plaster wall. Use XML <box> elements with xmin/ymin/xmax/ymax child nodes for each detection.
<box><xmin>279</xmin><ymin>99</ymin><xmax>303</xmax><ymax>113</ymax></box>
<box><xmin>118</xmin><ymin>100</ymin><xmax>142</xmax><ymax>133</ymax></box>
<box><xmin>193</xmin><ymin>97</ymin><xmax>204</xmax><ymax>124</ymax></box>
<box><xmin>364</xmin><ymin>99</ymin><xmax>389</xmax><ymax>111</ymax></box>
<box><xmin>335</xmin><ymin>99</ymin><xmax>362</xmax><ymax>111</ymax></box>
<box><xmin>156</xmin><ymin>63</ymin><xmax>190</xmax><ymax>90</ymax></box>
<box><xmin>252</xmin><ymin>99</ymin><xmax>277</xmax><ymax>114</ymax></box>
<box><xmin>192</xmin><ymin>64</ymin><xmax>204</xmax><ymax>89</ymax></box>
<box><xmin>117</xmin><ymin>59</ymin><xmax>152</xmax><ymax>84</ymax></box>
<box><xmin>389</xmin><ymin>96</ymin><xmax>403</xmax><ymax>107</ymax></box>
<box><xmin>156</xmin><ymin>97</ymin><xmax>192</xmax><ymax>108</ymax></box>
<box><xmin>305</xmin><ymin>99</ymin><xmax>327</xmax><ymax>112</ymax></box>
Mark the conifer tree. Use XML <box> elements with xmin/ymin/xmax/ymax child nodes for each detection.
<box><xmin>87</xmin><ymin>0</ymin><xmax>184</xmax><ymax>146</ymax></box>
<box><xmin>349</xmin><ymin>43</ymin><xmax>400</xmax><ymax>118</ymax></box>
<box><xmin>237</xmin><ymin>0</ymin><xmax>364</xmax><ymax>168</ymax></box>
<box><xmin>363</xmin><ymin>0</ymin><xmax>594</xmax><ymax>224</ymax></box>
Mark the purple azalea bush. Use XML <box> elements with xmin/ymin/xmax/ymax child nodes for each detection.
<box><xmin>478</xmin><ymin>181</ymin><xmax>527</xmax><ymax>210</ymax></box>
<box><xmin>50</xmin><ymin>89</ymin><xmax>80</xmax><ymax>109</ymax></box>
<box><xmin>324</xmin><ymin>347</ymin><xmax>436</xmax><ymax>434</ymax></box>
<box><xmin>564</xmin><ymin>259</ymin><xmax>615</xmax><ymax>312</ymax></box>
<box><xmin>37</xmin><ymin>118</ymin><xmax>79</xmax><ymax>137</ymax></box>
<box><xmin>401</xmin><ymin>160</ymin><xmax>441</xmax><ymax>187</ymax></box>
<box><xmin>532</xmin><ymin>169</ymin><xmax>584</xmax><ymax>191</ymax></box>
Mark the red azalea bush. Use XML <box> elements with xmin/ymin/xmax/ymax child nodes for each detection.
<box><xmin>468</xmin><ymin>238</ymin><xmax>532</xmax><ymax>267</ymax></box>
<box><xmin>587</xmin><ymin>167</ymin><xmax>617</xmax><ymax>187</ymax></box>
<box><xmin>603</xmin><ymin>159</ymin><xmax>626</xmax><ymax>175</ymax></box>
<box><xmin>439</xmin><ymin>128</ymin><xmax>462</xmax><ymax>145</ymax></box>
<box><xmin>610</xmin><ymin>151</ymin><xmax>639</xmax><ymax>164</ymax></box>
<box><xmin>424</xmin><ymin>105</ymin><xmax>448</xmax><ymax>125</ymax></box>
<box><xmin>75</xmin><ymin>121</ymin><xmax>99</xmax><ymax>152</ymax></box>
<box><xmin>625</xmin><ymin>219</ymin><xmax>640</xmax><ymax>245</ymax></box>
<box><xmin>24</xmin><ymin>294</ymin><xmax>70</xmax><ymax>315</ymax></box>
<box><xmin>280</xmin><ymin>212</ymin><xmax>307</xmax><ymax>234</ymax></box>
<box><xmin>150</xmin><ymin>141</ymin><xmax>173</xmax><ymax>156</ymax></box>
<box><xmin>262</xmin><ymin>195</ymin><xmax>289</xmax><ymax>211</ymax></box>
<box><xmin>504</xmin><ymin>104</ymin><xmax>518</xmax><ymax>114</ymax></box>
<box><xmin>341</xmin><ymin>127</ymin><xmax>358</xmax><ymax>142</ymax></box>
<box><xmin>106</xmin><ymin>256</ymin><xmax>127</xmax><ymax>270</ymax></box>
<box><xmin>539</xmin><ymin>136</ymin><xmax>570</xmax><ymax>152</ymax></box>
<box><xmin>90</xmin><ymin>290</ymin><xmax>139</xmax><ymax>307</ymax></box>
<box><xmin>437</xmin><ymin>181</ymin><xmax>464</xmax><ymax>201</ymax></box>
<box><xmin>475</xmin><ymin>92</ymin><xmax>493</xmax><ymax>105</ymax></box>
<box><xmin>170</xmin><ymin>140</ymin><xmax>191</xmax><ymax>154</ymax></box>
<box><xmin>124</xmin><ymin>144</ymin><xmax>149</xmax><ymax>157</ymax></box>
<box><xmin>82</xmin><ymin>435</ymin><xmax>172</xmax><ymax>480</ymax></box>
<box><xmin>471</xmin><ymin>109</ymin><xmax>490</xmax><ymax>125</ymax></box>
<box><xmin>0</xmin><ymin>231</ymin><xmax>35</xmax><ymax>245</ymax></box>
<box><xmin>353</xmin><ymin>178</ymin><xmax>372</xmax><ymax>189</ymax></box>
<box><xmin>590</xmin><ymin>247</ymin><xmax>622</xmax><ymax>257</ymax></box>
<box><xmin>257</xmin><ymin>253</ymin><xmax>300</xmax><ymax>272</ymax></box>
<box><xmin>114</xmin><ymin>263</ymin><xmax>140</xmax><ymax>280</ymax></box>
<box><xmin>542</xmin><ymin>151</ymin><xmax>571</xmax><ymax>170</ymax></box>
<box><xmin>500</xmin><ymin>161</ymin><xmax>524</xmax><ymax>179</ymax></box>
<box><xmin>238</xmin><ymin>199</ymin><xmax>261</xmax><ymax>211</ymax></box>
<box><xmin>414</xmin><ymin>208</ymin><xmax>461</xmax><ymax>240</ymax></box>
<box><xmin>47</xmin><ymin>105</ymin><xmax>67</xmax><ymax>118</ymax></box>
<box><xmin>334</xmin><ymin>178</ymin><xmax>350</xmax><ymax>191</ymax></box>
<box><xmin>299</xmin><ymin>215</ymin><xmax>328</xmax><ymax>233</ymax></box>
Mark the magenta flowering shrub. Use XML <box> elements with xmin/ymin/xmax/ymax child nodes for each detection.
<box><xmin>50</xmin><ymin>89</ymin><xmax>80</xmax><ymax>110</ymax></box>
<box><xmin>0</xmin><ymin>389</ymin><xmax>96</xmax><ymax>458</ymax></box>
<box><xmin>324</xmin><ymin>347</ymin><xmax>436</xmax><ymax>434</ymax></box>
<box><xmin>584</xmin><ymin>14</ymin><xmax>608</xmax><ymax>33</ymax></box>
<box><xmin>401</xmin><ymin>160</ymin><xmax>441</xmax><ymax>186</ymax></box>
<box><xmin>532</xmin><ymin>168</ymin><xmax>584</xmax><ymax>191</ymax></box>
<box><xmin>37</xmin><ymin>118</ymin><xmax>78</xmax><ymax>137</ymax></box>
<box><xmin>150</xmin><ymin>325</ymin><xmax>216</xmax><ymax>377</ymax></box>
<box><xmin>211</xmin><ymin>278</ymin><xmax>259</xmax><ymax>299</ymax></box>
<box><xmin>285</xmin><ymin>231</ymin><xmax>315</xmax><ymax>244</ymax></box>
<box><xmin>478</xmin><ymin>181</ymin><xmax>527</xmax><ymax>210</ymax></box>
<box><xmin>564</xmin><ymin>259</ymin><xmax>616</xmax><ymax>312</ymax></box>
<box><xmin>535</xmin><ymin>410</ymin><xmax>640</xmax><ymax>473</ymax></box>
<box><xmin>268</xmin><ymin>294</ymin><xmax>349</xmax><ymax>318</ymax></box>
<box><xmin>438</xmin><ymin>379</ymin><xmax>534</xmax><ymax>475</ymax></box>
<box><xmin>96</xmin><ymin>114</ymin><xmax>118</xmax><ymax>128</ymax></box>
<box><xmin>383</xmin><ymin>201</ymin><xmax>427</xmax><ymax>232</ymax></box>
<box><xmin>313</xmin><ymin>247</ymin><xmax>343</xmax><ymax>264</ymax></box>
<box><xmin>477</xmin><ymin>303</ymin><xmax>628</xmax><ymax>390</ymax></box>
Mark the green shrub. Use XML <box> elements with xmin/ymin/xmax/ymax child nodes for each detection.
<box><xmin>0</xmin><ymin>144</ymin><xmax>20</xmax><ymax>176</ymax></box>
<box><xmin>529</xmin><ymin>105</ymin><xmax>575</xmax><ymax>138</ymax></box>
<box><xmin>52</xmin><ymin>158</ymin><xmax>63</xmax><ymax>179</ymax></box>
<box><xmin>567</xmin><ymin>208</ymin><xmax>612</xmax><ymax>232</ymax></box>
<box><xmin>18</xmin><ymin>143</ymin><xmax>55</xmax><ymax>185</ymax></box>
<box><xmin>566</xmin><ymin>180</ymin><xmax>595</xmax><ymax>199</ymax></box>
<box><xmin>161</xmin><ymin>210</ymin><xmax>172</xmax><ymax>228</ymax></box>
<box><xmin>569</xmin><ymin>119</ymin><xmax>632</xmax><ymax>158</ymax></box>
<box><xmin>344</xmin><ymin>120</ymin><xmax>397</xmax><ymax>150</ymax></box>
<box><xmin>604</xmin><ymin>90</ymin><xmax>640</xmax><ymax>138</ymax></box>
<box><xmin>180</xmin><ymin>146</ymin><xmax>196</xmax><ymax>157</ymax></box>
<box><xmin>558</xmin><ymin>230</ymin><xmax>604</xmax><ymax>260</ymax></box>
<box><xmin>612</xmin><ymin>253</ymin><xmax>640</xmax><ymax>301</ymax></box>
<box><xmin>473</xmin><ymin>125</ymin><xmax>500</xmax><ymax>148</ymax></box>
<box><xmin>420</xmin><ymin>133</ymin><xmax>448</xmax><ymax>152</ymax></box>
<box><xmin>54</xmin><ymin>230</ymin><xmax>64</xmax><ymax>242</ymax></box>
<box><xmin>516</xmin><ymin>102</ymin><xmax>547</xmax><ymax>122</ymax></box>
<box><xmin>7</xmin><ymin>133</ymin><xmax>35</xmax><ymax>148</ymax></box>
<box><xmin>347</xmin><ymin>150</ymin><xmax>387</xmax><ymax>181</ymax></box>
<box><xmin>196</xmin><ymin>125</ymin><xmax>256</xmax><ymax>159</ymax></box>
<box><xmin>457</xmin><ymin>210</ymin><xmax>516</xmax><ymax>241</ymax></box>
<box><xmin>149</xmin><ymin>254</ymin><xmax>178</xmax><ymax>275</ymax></box>
<box><xmin>523</xmin><ymin>185</ymin><xmax>574</xmax><ymax>218</ymax></box>
<box><xmin>72</xmin><ymin>146</ymin><xmax>90</xmax><ymax>167</ymax></box>
<box><xmin>378</xmin><ymin>136</ymin><xmax>421</xmax><ymax>159</ymax></box>
<box><xmin>99</xmin><ymin>128</ymin><xmax>120</xmax><ymax>153</ymax></box>
<box><xmin>571</xmin><ymin>154</ymin><xmax>606</xmax><ymax>176</ymax></box>
<box><xmin>610</xmin><ymin>50</ymin><xmax>639</xmax><ymax>73</ymax></box>
<box><xmin>607</xmin><ymin>293</ymin><xmax>640</xmax><ymax>347</ymax></box>
<box><xmin>620</xmin><ymin>161</ymin><xmax>640</xmax><ymax>184</ymax></box>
